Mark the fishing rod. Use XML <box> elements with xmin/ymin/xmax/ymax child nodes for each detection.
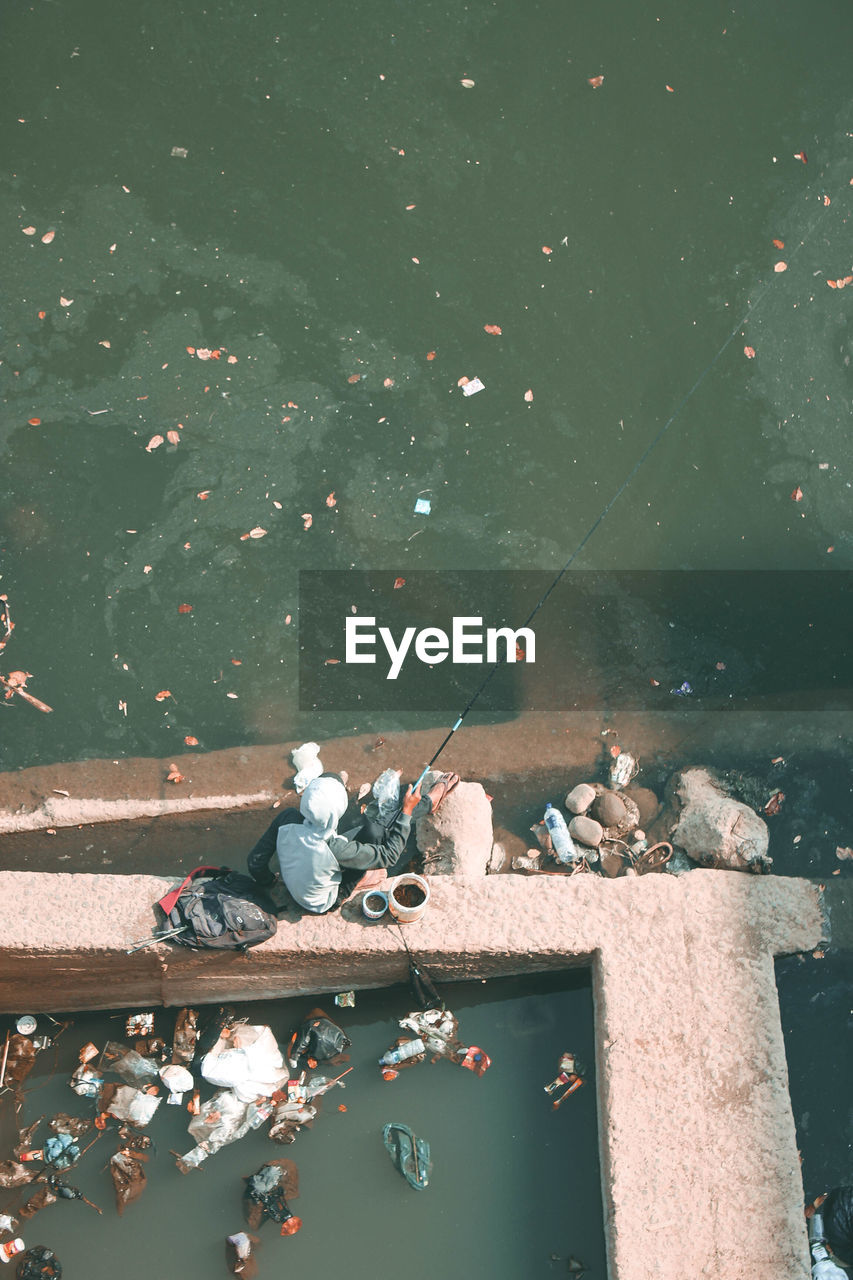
<box><xmin>408</xmin><ymin>204</ymin><xmax>824</xmax><ymax>787</ymax></box>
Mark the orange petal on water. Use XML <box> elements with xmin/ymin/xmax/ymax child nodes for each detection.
<box><xmin>827</xmin><ymin>279</ymin><xmax>838</xmax><ymax>288</ymax></box>
<box><xmin>154</xmin><ymin>690</ymin><xmax>171</xmax><ymax>701</ymax></box>
<box><xmin>37</xmin><ymin>311</ymin><xmax>46</xmax><ymax>318</ymax></box>
<box><xmin>28</xmin><ymin>417</ymin><xmax>41</xmax><ymax>426</ymax></box>
<box><xmin>325</xmin><ymin>492</ymin><xmax>336</xmax><ymax>507</ymax></box>
<box><xmin>483</xmin><ymin>324</ymin><xmax>502</xmax><ymax>335</ymax></box>
<box><xmin>393</xmin><ymin>577</ymin><xmax>406</xmax><ymax>589</ymax></box>
<box><xmin>426</xmin><ymin>351</ymin><xmax>436</xmax><ymax>360</ymax></box>
<box><xmin>524</xmin><ymin>389</ymin><xmax>534</xmax><ymax>402</ymax></box>
<box><xmin>772</xmin><ymin>238</ymin><xmax>785</xmax><ymax>249</ymax></box>
<box><xmin>227</xmin><ymin>354</ymin><xmax>238</xmax><ymax>363</ymax></box>
<box><xmin>166</xmin><ymin>430</ymin><xmax>181</xmax><ymax>445</ymax></box>
<box><xmin>665</xmin><ymin>84</ymin><xmax>674</xmax><ymax>92</ymax></box>
<box><xmin>60</xmin><ymin>296</ymin><xmax>73</xmax><ymax>307</ymax></box>
<box><xmin>167</xmin><ymin>764</ymin><xmax>184</xmax><ymax>783</ymax></box>
<box><xmin>247</xmin><ymin>526</ymin><xmax>267</xmax><ymax>539</ymax></box>
<box><xmin>588</xmin><ymin>75</ymin><xmax>604</xmax><ymax>88</ymax></box>
<box><xmin>790</xmin><ymin>486</ymin><xmax>803</xmax><ymax>501</ymax></box>
<box><xmin>302</xmin><ymin>513</ymin><xmax>313</xmax><ymax>530</ymax></box>
<box><xmin>743</xmin><ymin>346</ymin><xmax>756</xmax><ymax>359</ymax></box>
<box><xmin>325</xmin><ymin>658</ymin><xmax>340</xmax><ymax>665</ymax></box>
<box><xmin>145</xmin><ymin>435</ymin><xmax>164</xmax><ymax>452</ymax></box>
<box><xmin>383</xmin><ymin>377</ymin><xmax>394</xmax><ymax>387</ymax></box>
<box><xmin>41</xmin><ymin>230</ymin><xmax>55</xmax><ymax>244</ymax></box>
<box><xmin>822</xmin><ymin>194</ymin><xmax>831</xmax><ymax>206</ymax></box>
<box><xmin>542</xmin><ymin>245</ymin><xmax>553</xmax><ymax>254</ymax></box>
<box><xmin>197</xmin><ymin>490</ymin><xmax>211</xmax><ymax>499</ymax></box>
<box><xmin>337</xmin><ymin>1104</ymin><xmax>347</xmax><ymax>1112</ymax></box>
<box><xmin>178</xmin><ymin>603</ymin><xmax>193</xmax><ymax>614</ymax></box>
<box><xmin>231</xmin><ymin>658</ymin><xmax>242</xmax><ymax>665</ymax></box>
<box><xmin>347</xmin><ymin>374</ymin><xmax>360</xmax><ymax>383</ymax></box>
<box><xmin>22</xmin><ymin>226</ymin><xmax>36</xmax><ymax>235</ymax></box>
<box><xmin>186</xmin><ymin>346</ymin><xmax>196</xmax><ymax>354</ymax></box>
<box><xmin>184</xmin><ymin>736</ymin><xmax>199</xmax><ymax>746</ymax></box>
<box><xmin>774</xmin><ymin>261</ymin><xmax>787</xmax><ymax>272</ymax></box>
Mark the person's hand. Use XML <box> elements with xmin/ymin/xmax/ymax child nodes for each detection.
<box><xmin>401</xmin><ymin>782</ymin><xmax>422</xmax><ymax>816</ymax></box>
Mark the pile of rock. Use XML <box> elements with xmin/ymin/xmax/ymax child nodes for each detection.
<box><xmin>516</xmin><ymin>765</ymin><xmax>772</xmax><ymax>879</ymax></box>
<box><xmin>564</xmin><ymin>782</ymin><xmax>646</xmax><ymax>876</ymax></box>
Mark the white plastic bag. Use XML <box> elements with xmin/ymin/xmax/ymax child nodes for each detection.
<box><xmin>102</xmin><ymin>1085</ymin><xmax>162</xmax><ymax>1127</ymax></box>
<box><xmin>200</xmin><ymin>1025</ymin><xmax>287</xmax><ymax>1104</ymax></box>
<box><xmin>291</xmin><ymin>742</ymin><xmax>323</xmax><ymax>792</ymax></box>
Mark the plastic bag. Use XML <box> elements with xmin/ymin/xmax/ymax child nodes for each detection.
<box><xmin>102</xmin><ymin>1043</ymin><xmax>160</xmax><ymax>1085</ymax></box>
<box><xmin>15</xmin><ymin>1246</ymin><xmax>63</xmax><ymax>1279</ymax></box>
<box><xmin>287</xmin><ymin>1010</ymin><xmax>350</xmax><ymax>1068</ymax></box>
<box><xmin>159</xmin><ymin>1063</ymin><xmax>194</xmax><ymax>1103</ymax></box>
<box><xmin>201</xmin><ymin>1025</ymin><xmax>287</xmax><ymax>1104</ymax></box>
<box><xmin>110</xmin><ymin>1149</ymin><xmax>147</xmax><ymax>1215</ymax></box>
<box><xmin>372</xmin><ymin>768</ymin><xmax>401</xmax><ymax>821</ymax></box>
<box><xmin>178</xmin><ymin>1089</ymin><xmax>254</xmax><ymax>1170</ymax></box>
<box><xmin>291</xmin><ymin>742</ymin><xmax>323</xmax><ymax>792</ymax></box>
<box><xmin>823</xmin><ymin>1186</ymin><xmax>853</xmax><ymax>1264</ymax></box>
<box><xmin>383</xmin><ymin>1122</ymin><xmax>431</xmax><ymax>1190</ymax></box>
<box><xmin>99</xmin><ymin>1084</ymin><xmax>161</xmax><ymax>1127</ymax></box>
<box><xmin>244</xmin><ymin>1159</ymin><xmax>301</xmax><ymax>1234</ymax></box>
<box><xmin>69</xmin><ymin>1065</ymin><xmax>103</xmax><ymax>1099</ymax></box>
<box><xmin>43</xmin><ymin>1134</ymin><xmax>79</xmax><ymax>1170</ymax></box>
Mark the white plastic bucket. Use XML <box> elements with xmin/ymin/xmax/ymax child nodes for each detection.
<box><xmin>387</xmin><ymin>874</ymin><xmax>430</xmax><ymax>924</ymax></box>
<box><xmin>362</xmin><ymin>890</ymin><xmax>389</xmax><ymax>920</ymax></box>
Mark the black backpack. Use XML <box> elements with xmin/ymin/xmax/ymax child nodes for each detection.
<box><xmin>159</xmin><ymin>866</ymin><xmax>277</xmax><ymax>951</ymax></box>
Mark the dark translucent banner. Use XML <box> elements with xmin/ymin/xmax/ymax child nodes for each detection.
<box><xmin>298</xmin><ymin>570</ymin><xmax>853</xmax><ymax>712</ymax></box>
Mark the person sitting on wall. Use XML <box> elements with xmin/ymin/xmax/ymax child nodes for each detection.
<box><xmin>246</xmin><ymin>770</ymin><xmax>459</xmax><ymax>914</ymax></box>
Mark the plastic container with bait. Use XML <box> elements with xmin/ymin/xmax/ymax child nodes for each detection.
<box><xmin>362</xmin><ymin>890</ymin><xmax>389</xmax><ymax>920</ymax></box>
<box><xmin>388</xmin><ymin>874</ymin><xmax>430</xmax><ymax>924</ymax></box>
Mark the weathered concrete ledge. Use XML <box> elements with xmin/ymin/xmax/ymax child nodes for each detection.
<box><xmin>0</xmin><ymin>867</ymin><xmax>823</xmax><ymax>1280</ymax></box>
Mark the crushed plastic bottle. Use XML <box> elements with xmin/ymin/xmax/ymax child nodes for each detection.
<box><xmin>609</xmin><ymin>750</ymin><xmax>638</xmax><ymax>789</ymax></box>
<box><xmin>543</xmin><ymin>803</ymin><xmax>578</xmax><ymax>864</ymax></box>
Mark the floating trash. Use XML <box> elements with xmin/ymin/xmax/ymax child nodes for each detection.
<box><xmin>414</xmin><ymin>497</ymin><xmax>431</xmax><ymax>515</ymax></box>
<box><xmin>383</xmin><ymin>1122</ymin><xmax>431</xmax><ymax>1190</ymax></box>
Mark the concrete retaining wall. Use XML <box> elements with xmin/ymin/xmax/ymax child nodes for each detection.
<box><xmin>0</xmin><ymin>866</ymin><xmax>823</xmax><ymax>1280</ymax></box>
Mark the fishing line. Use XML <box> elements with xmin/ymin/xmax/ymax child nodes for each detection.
<box><xmin>413</xmin><ymin>205</ymin><xmax>824</xmax><ymax>788</ymax></box>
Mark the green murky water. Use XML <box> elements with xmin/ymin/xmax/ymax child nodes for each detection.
<box><xmin>1</xmin><ymin>2</ymin><xmax>852</xmax><ymax>1269</ymax></box>
<box><xmin>1</xmin><ymin>0</ymin><xmax>852</xmax><ymax>770</ymax></box>
<box><xmin>0</xmin><ymin>975</ymin><xmax>604</xmax><ymax>1279</ymax></box>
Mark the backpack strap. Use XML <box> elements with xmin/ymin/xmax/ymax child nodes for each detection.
<box><xmin>157</xmin><ymin>865</ymin><xmax>226</xmax><ymax>916</ymax></box>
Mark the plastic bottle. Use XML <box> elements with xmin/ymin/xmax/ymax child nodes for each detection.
<box><xmin>543</xmin><ymin>803</ymin><xmax>577</xmax><ymax>863</ymax></box>
<box><xmin>0</xmin><ymin>1240</ymin><xmax>25</xmax><ymax>1264</ymax></box>
<box><xmin>248</xmin><ymin>1100</ymin><xmax>273</xmax><ymax>1129</ymax></box>
<box><xmin>378</xmin><ymin>1038</ymin><xmax>426</xmax><ymax>1067</ymax></box>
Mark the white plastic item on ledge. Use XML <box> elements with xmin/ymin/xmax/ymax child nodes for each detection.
<box><xmin>291</xmin><ymin>742</ymin><xmax>323</xmax><ymax>793</ymax></box>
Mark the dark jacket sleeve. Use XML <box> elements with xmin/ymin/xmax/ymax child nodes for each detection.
<box><xmin>328</xmin><ymin>812</ymin><xmax>412</xmax><ymax>871</ymax></box>
<box><xmin>247</xmin><ymin>809</ymin><xmax>302</xmax><ymax>884</ymax></box>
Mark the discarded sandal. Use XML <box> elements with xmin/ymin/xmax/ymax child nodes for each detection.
<box><xmin>426</xmin><ymin>772</ymin><xmax>460</xmax><ymax>815</ymax></box>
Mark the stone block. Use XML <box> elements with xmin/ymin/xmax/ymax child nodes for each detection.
<box><xmin>666</xmin><ymin>767</ymin><xmax>771</xmax><ymax>872</ymax></box>
<box><xmin>414</xmin><ymin>780</ymin><xmax>493</xmax><ymax>877</ymax></box>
